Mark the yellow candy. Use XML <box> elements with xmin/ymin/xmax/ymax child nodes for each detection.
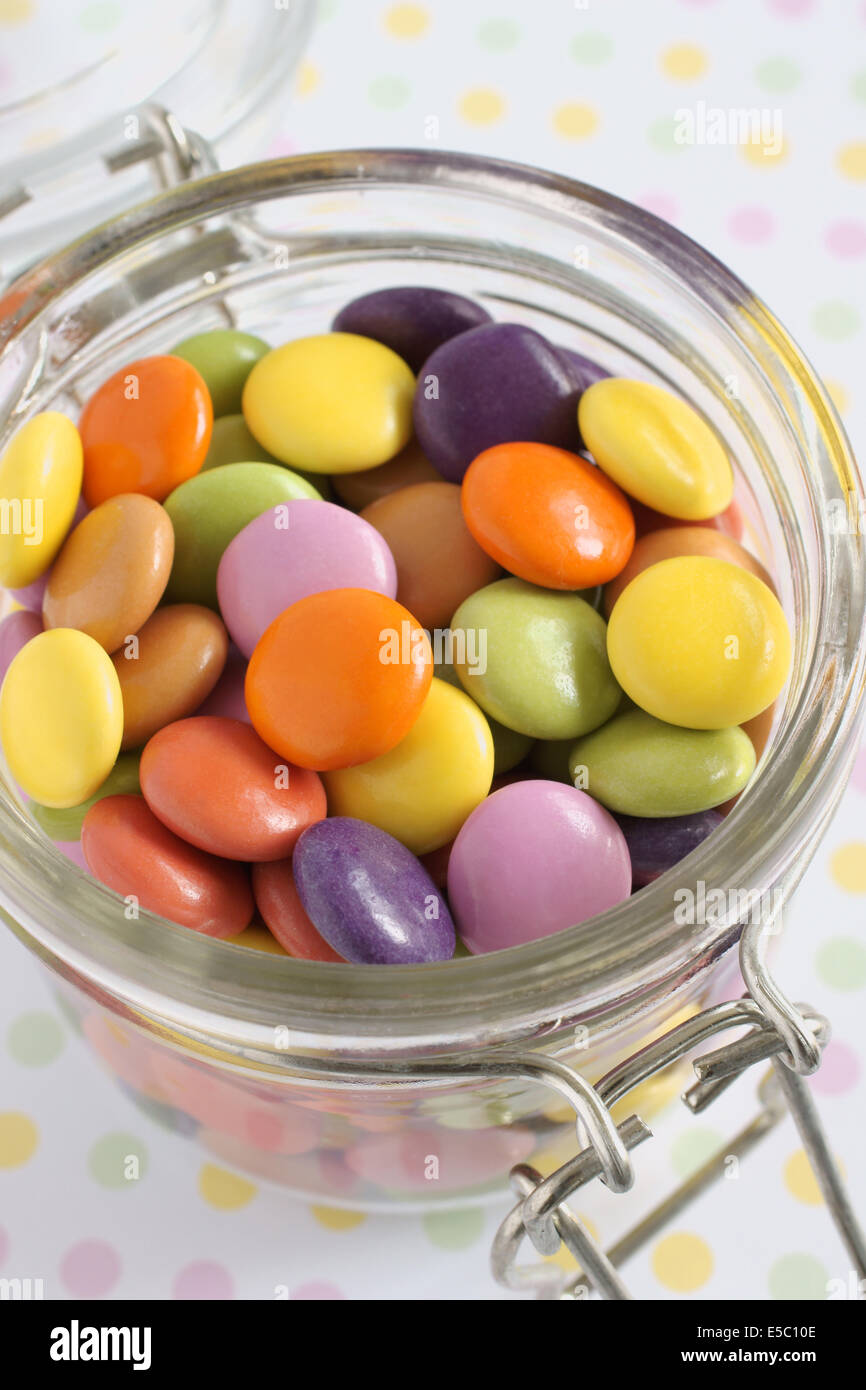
<box><xmin>578</xmin><ymin>378</ymin><xmax>733</xmax><ymax>520</ymax></box>
<box><xmin>242</xmin><ymin>333</ymin><xmax>415</xmax><ymax>474</ymax></box>
<box><xmin>607</xmin><ymin>556</ymin><xmax>791</xmax><ymax>729</ymax></box>
<box><xmin>0</xmin><ymin>628</ymin><xmax>123</xmax><ymax>807</ymax></box>
<box><xmin>323</xmin><ymin>677</ymin><xmax>494</xmax><ymax>854</ymax></box>
<box><xmin>0</xmin><ymin>412</ymin><xmax>83</xmax><ymax>587</ymax></box>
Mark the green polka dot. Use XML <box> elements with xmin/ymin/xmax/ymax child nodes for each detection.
<box><xmin>368</xmin><ymin>76</ymin><xmax>411</xmax><ymax>110</ymax></box>
<box><xmin>477</xmin><ymin>18</ymin><xmax>520</xmax><ymax>52</ymax></box>
<box><xmin>670</xmin><ymin>1127</ymin><xmax>724</xmax><ymax>1179</ymax></box>
<box><xmin>7</xmin><ymin>1011</ymin><xmax>64</xmax><ymax>1066</ymax></box>
<box><xmin>755</xmin><ymin>57</ymin><xmax>802</xmax><ymax>93</ymax></box>
<box><xmin>768</xmin><ymin>1252</ymin><xmax>828</xmax><ymax>1300</ymax></box>
<box><xmin>88</xmin><ymin>1131</ymin><xmax>149</xmax><ymax>1188</ymax></box>
<box><xmin>851</xmin><ymin>70</ymin><xmax>866</xmax><ymax>104</ymax></box>
<box><xmin>816</xmin><ymin>936</ymin><xmax>866</xmax><ymax>990</ymax></box>
<box><xmin>569</xmin><ymin>32</ymin><xmax>614</xmax><ymax>65</ymax></box>
<box><xmin>79</xmin><ymin>1</ymin><xmax>121</xmax><ymax>32</ymax></box>
<box><xmin>52</xmin><ymin>990</ymin><xmax>84</xmax><ymax>1037</ymax></box>
<box><xmin>811</xmin><ymin>301</ymin><xmax>860</xmax><ymax>340</ymax></box>
<box><xmin>423</xmin><ymin>1207</ymin><xmax>485</xmax><ymax>1250</ymax></box>
<box><xmin>648</xmin><ymin>116</ymin><xmax>688</xmax><ymax>153</ymax></box>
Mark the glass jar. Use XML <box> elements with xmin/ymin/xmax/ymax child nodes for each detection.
<box><xmin>0</xmin><ymin>149</ymin><xmax>863</xmax><ymax>1211</ymax></box>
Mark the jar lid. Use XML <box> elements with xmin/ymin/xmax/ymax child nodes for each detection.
<box><xmin>0</xmin><ymin>0</ymin><xmax>316</xmax><ymax>279</ymax></box>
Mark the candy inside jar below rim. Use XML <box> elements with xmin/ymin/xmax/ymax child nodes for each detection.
<box><xmin>0</xmin><ymin>283</ymin><xmax>793</xmax><ymax>968</ymax></box>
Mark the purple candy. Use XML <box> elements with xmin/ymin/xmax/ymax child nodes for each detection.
<box><xmin>0</xmin><ymin>608</ymin><xmax>42</xmax><ymax>683</ymax></box>
<box><xmin>193</xmin><ymin>645</ymin><xmax>250</xmax><ymax>723</ymax></box>
<box><xmin>556</xmin><ymin>345</ymin><xmax>610</xmax><ymax>392</ymax></box>
<box><xmin>332</xmin><ymin>286</ymin><xmax>491</xmax><ymax>374</ymax></box>
<box><xmin>217</xmin><ymin>499</ymin><xmax>397</xmax><ymax>657</ymax></box>
<box><xmin>413</xmin><ymin>322</ymin><xmax>582</xmax><ymax>482</ymax></box>
<box><xmin>293</xmin><ymin>817</ymin><xmax>456</xmax><ymax>965</ymax></box>
<box><xmin>616</xmin><ymin>810</ymin><xmax>724</xmax><ymax>889</ymax></box>
<box><xmin>447</xmin><ymin>779</ymin><xmax>632</xmax><ymax>954</ymax></box>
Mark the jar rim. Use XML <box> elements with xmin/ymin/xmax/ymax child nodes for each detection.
<box><xmin>1</xmin><ymin>148</ymin><xmax>864</xmax><ymax>1064</ymax></box>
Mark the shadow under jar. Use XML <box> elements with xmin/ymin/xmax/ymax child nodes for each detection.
<box><xmin>0</xmin><ymin>150</ymin><xmax>863</xmax><ymax>1210</ymax></box>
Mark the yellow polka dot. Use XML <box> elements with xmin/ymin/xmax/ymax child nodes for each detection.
<box><xmin>660</xmin><ymin>44</ymin><xmax>708</xmax><ymax>81</ymax></box>
<box><xmin>610</xmin><ymin>1060</ymin><xmax>691</xmax><ymax>1125</ymax></box>
<box><xmin>830</xmin><ymin>842</ymin><xmax>866</xmax><ymax>893</ymax></box>
<box><xmin>311</xmin><ymin>1204</ymin><xmax>367</xmax><ymax>1230</ymax></box>
<box><xmin>825</xmin><ymin>379</ymin><xmax>849</xmax><ymax>414</ymax></box>
<box><xmin>741</xmin><ymin>135</ymin><xmax>788</xmax><ymax>167</ymax></box>
<box><xmin>295</xmin><ymin>61</ymin><xmax>321</xmax><ymax>98</ymax></box>
<box><xmin>0</xmin><ymin>1111</ymin><xmax>38</xmax><ymax>1167</ymax></box>
<box><xmin>384</xmin><ymin>3</ymin><xmax>429</xmax><ymax>38</ymax></box>
<box><xmin>552</xmin><ymin>103</ymin><xmax>599</xmax><ymax>140</ymax></box>
<box><xmin>783</xmin><ymin>1149</ymin><xmax>825</xmax><ymax>1206</ymax></box>
<box><xmin>652</xmin><ymin>1232</ymin><xmax>714</xmax><ymax>1292</ymax></box>
<box><xmin>544</xmin><ymin>1214</ymin><xmax>600</xmax><ymax>1271</ymax></box>
<box><xmin>458</xmin><ymin>88</ymin><xmax>506</xmax><ymax>126</ymax></box>
<box><xmin>0</xmin><ymin>0</ymin><xmax>32</xmax><ymax>24</ymax></box>
<box><xmin>837</xmin><ymin>142</ymin><xmax>866</xmax><ymax>181</ymax></box>
<box><xmin>198</xmin><ymin>1163</ymin><xmax>257</xmax><ymax>1210</ymax></box>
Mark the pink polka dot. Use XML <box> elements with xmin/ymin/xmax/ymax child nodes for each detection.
<box><xmin>290</xmin><ymin>1281</ymin><xmax>346</xmax><ymax>1300</ymax></box>
<box><xmin>265</xmin><ymin>135</ymin><xmax>299</xmax><ymax>158</ymax></box>
<box><xmin>173</xmin><ymin>1260</ymin><xmax>234</xmax><ymax>1300</ymax></box>
<box><xmin>810</xmin><ymin>1041</ymin><xmax>860</xmax><ymax>1096</ymax></box>
<box><xmin>767</xmin><ymin>0</ymin><xmax>815</xmax><ymax>14</ymax></box>
<box><xmin>728</xmin><ymin>206</ymin><xmax>775</xmax><ymax>244</ymax></box>
<box><xmin>636</xmin><ymin>192</ymin><xmax>678</xmax><ymax>224</ymax></box>
<box><xmin>852</xmin><ymin>741</ymin><xmax>866</xmax><ymax>793</ymax></box>
<box><xmin>0</xmin><ymin>1227</ymin><xmax>8</xmax><ymax>1267</ymax></box>
<box><xmin>60</xmin><ymin>1240</ymin><xmax>121</xmax><ymax>1297</ymax></box>
<box><xmin>825</xmin><ymin>220</ymin><xmax>866</xmax><ymax>259</ymax></box>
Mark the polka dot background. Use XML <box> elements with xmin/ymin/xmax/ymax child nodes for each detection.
<box><xmin>1</xmin><ymin>0</ymin><xmax>865</xmax><ymax>1301</ymax></box>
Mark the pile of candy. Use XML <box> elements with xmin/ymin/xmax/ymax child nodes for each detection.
<box><xmin>0</xmin><ymin>286</ymin><xmax>792</xmax><ymax>964</ymax></box>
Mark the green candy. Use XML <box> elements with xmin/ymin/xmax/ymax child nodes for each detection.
<box><xmin>172</xmin><ymin>330</ymin><xmax>269</xmax><ymax>417</ymax></box>
<box><xmin>164</xmin><ymin>462</ymin><xmax>321</xmax><ymax>608</ymax></box>
<box><xmin>435</xmin><ymin>656</ymin><xmax>533</xmax><ymax>774</ymax></box>
<box><xmin>568</xmin><ymin>709</ymin><xmax>756</xmax><ymax>817</ymax></box>
<box><xmin>201</xmin><ymin>415</ymin><xmax>332</xmax><ymax>497</ymax></box>
<box><xmin>29</xmin><ymin>752</ymin><xmax>141</xmax><ymax>842</ymax></box>
<box><xmin>451</xmin><ymin>578</ymin><xmax>622</xmax><ymax>741</ymax></box>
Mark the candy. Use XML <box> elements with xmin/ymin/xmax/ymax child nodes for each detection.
<box><xmin>603</xmin><ymin>525</ymin><xmax>774</xmax><ymax>616</ymax></box>
<box><xmin>330</xmin><ymin>438</ymin><xmax>441</xmax><ymax>509</ymax></box>
<box><xmin>163</xmin><ymin>461</ymin><xmax>320</xmax><ymax>608</ymax></box>
<box><xmin>447</xmin><ymin>780</ymin><xmax>632</xmax><ymax>953</ymax></box>
<box><xmin>217</xmin><ymin>499</ymin><xmax>397</xmax><ymax>657</ymax></box>
<box><xmin>631</xmin><ymin>496</ymin><xmax>744</xmax><ymax>542</ymax></box>
<box><xmin>451</xmin><ymin>578</ymin><xmax>621</xmax><ymax>739</ymax></box>
<box><xmin>193</xmin><ymin>646</ymin><xmax>250</xmax><ymax>723</ymax></box>
<box><xmin>331</xmin><ymin>286</ymin><xmax>492</xmax><ymax>373</ymax></box>
<box><xmin>292</xmin><ymin>817</ymin><xmax>455</xmax><ymax>963</ymax></box>
<box><xmin>578</xmin><ymin>379</ymin><xmax>733</xmax><ymax>520</ymax></box>
<box><xmin>323</xmin><ymin>677</ymin><xmax>494</xmax><ymax>854</ymax></box>
<box><xmin>139</xmin><ymin>716</ymin><xmax>327</xmax><ymax>861</ymax></box>
<box><xmin>607</xmin><ymin>556</ymin><xmax>791</xmax><ymax>728</ymax></box>
<box><xmin>43</xmin><ymin>493</ymin><xmax>174</xmax><ymax>653</ymax></box>
<box><xmin>245</xmin><ymin>589</ymin><xmax>432</xmax><ymax>770</ymax></box>
<box><xmin>172</xmin><ymin>329</ymin><xmax>269</xmax><ymax>417</ymax></box>
<box><xmin>80</xmin><ymin>355</ymin><xmax>212</xmax><ymax>505</ymax></box>
<box><xmin>616</xmin><ymin>810</ymin><xmax>724</xmax><ymax>888</ymax></box>
<box><xmin>0</xmin><ymin>412</ymin><xmax>83</xmax><ymax>587</ymax></box>
<box><xmin>435</xmin><ymin>657</ymin><xmax>532</xmax><ymax>773</ymax></box>
<box><xmin>251</xmin><ymin>861</ymin><xmax>343</xmax><ymax>962</ymax></box>
<box><xmin>462</xmin><ymin>442</ymin><xmax>635</xmax><ymax>590</ymax></box>
<box><xmin>360</xmin><ymin>481</ymin><xmax>500</xmax><ymax>630</ymax></box>
<box><xmin>201</xmin><ymin>413</ymin><xmax>281</xmax><ymax>470</ymax></box>
<box><xmin>413</xmin><ymin>323</ymin><xmax>582</xmax><ymax>483</ymax></box>
<box><xmin>0</xmin><ymin>628</ymin><xmax>123</xmax><ymax>807</ymax></box>
<box><xmin>568</xmin><ymin>709</ymin><xmax>756</xmax><ymax>817</ymax></box>
<box><xmin>112</xmin><ymin>605</ymin><xmax>228</xmax><ymax>749</ymax></box>
<box><xmin>556</xmin><ymin>345</ymin><xmax>609</xmax><ymax>392</ymax></box>
<box><xmin>81</xmin><ymin>794</ymin><xmax>253</xmax><ymax>937</ymax></box>
<box><xmin>28</xmin><ymin>752</ymin><xmax>141</xmax><ymax>841</ymax></box>
<box><xmin>0</xmin><ymin>608</ymin><xmax>42</xmax><ymax>683</ymax></box>
<box><xmin>242</xmin><ymin>333</ymin><xmax>415</xmax><ymax>473</ymax></box>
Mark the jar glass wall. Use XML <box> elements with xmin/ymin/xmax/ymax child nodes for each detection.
<box><xmin>0</xmin><ymin>150</ymin><xmax>863</xmax><ymax>1207</ymax></box>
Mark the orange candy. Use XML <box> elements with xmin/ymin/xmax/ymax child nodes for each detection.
<box><xmin>603</xmin><ymin>525</ymin><xmax>775</xmax><ymax>617</ymax></box>
<box><xmin>245</xmin><ymin>589</ymin><xmax>432</xmax><ymax>771</ymax></box>
<box><xmin>80</xmin><ymin>354</ymin><xmax>212</xmax><ymax>506</ymax></box>
<box><xmin>461</xmin><ymin>441</ymin><xmax>635</xmax><ymax>590</ymax></box>
<box><xmin>251</xmin><ymin>860</ymin><xmax>343</xmax><ymax>962</ymax></box>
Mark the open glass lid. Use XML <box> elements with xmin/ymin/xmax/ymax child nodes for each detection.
<box><xmin>0</xmin><ymin>0</ymin><xmax>316</xmax><ymax>279</ymax></box>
